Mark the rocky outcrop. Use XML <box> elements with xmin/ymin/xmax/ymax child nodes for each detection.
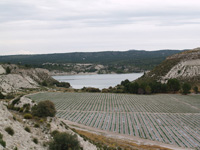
<box><xmin>141</xmin><ymin>48</ymin><xmax>200</xmax><ymax>84</ymax></box>
<box><xmin>0</xmin><ymin>65</ymin><xmax>5</xmax><ymax>75</ymax></box>
<box><xmin>163</xmin><ymin>59</ymin><xmax>200</xmax><ymax>80</ymax></box>
<box><xmin>0</xmin><ymin>64</ymin><xmax>57</xmax><ymax>94</ymax></box>
<box><xmin>0</xmin><ymin>101</ymin><xmax>46</xmax><ymax>150</ymax></box>
<box><xmin>0</xmin><ymin>99</ymin><xmax>97</xmax><ymax>150</ymax></box>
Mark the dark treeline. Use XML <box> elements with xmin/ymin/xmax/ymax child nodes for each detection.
<box><xmin>0</xmin><ymin>50</ymin><xmax>182</xmax><ymax>71</ymax></box>
<box><xmin>101</xmin><ymin>78</ymin><xmax>198</xmax><ymax>95</ymax></box>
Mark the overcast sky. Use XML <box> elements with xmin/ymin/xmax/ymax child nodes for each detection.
<box><xmin>0</xmin><ymin>0</ymin><xmax>200</xmax><ymax>55</ymax></box>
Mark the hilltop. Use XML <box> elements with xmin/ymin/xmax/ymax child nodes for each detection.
<box><xmin>0</xmin><ymin>50</ymin><xmax>183</xmax><ymax>74</ymax></box>
<box><xmin>140</xmin><ymin>48</ymin><xmax>200</xmax><ymax>85</ymax></box>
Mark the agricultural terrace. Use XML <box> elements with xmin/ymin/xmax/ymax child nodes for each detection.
<box><xmin>28</xmin><ymin>92</ymin><xmax>200</xmax><ymax>149</ymax></box>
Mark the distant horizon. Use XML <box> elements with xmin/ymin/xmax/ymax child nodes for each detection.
<box><xmin>0</xmin><ymin>48</ymin><xmax>189</xmax><ymax>56</ymax></box>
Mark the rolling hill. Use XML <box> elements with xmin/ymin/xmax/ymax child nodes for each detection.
<box><xmin>140</xmin><ymin>48</ymin><xmax>200</xmax><ymax>85</ymax></box>
<box><xmin>0</xmin><ymin>50</ymin><xmax>183</xmax><ymax>73</ymax></box>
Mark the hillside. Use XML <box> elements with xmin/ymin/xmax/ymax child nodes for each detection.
<box><xmin>140</xmin><ymin>48</ymin><xmax>200</xmax><ymax>84</ymax></box>
<box><xmin>0</xmin><ymin>98</ymin><xmax>97</xmax><ymax>150</ymax></box>
<box><xmin>0</xmin><ymin>50</ymin><xmax>183</xmax><ymax>74</ymax></box>
<box><xmin>0</xmin><ymin>64</ymin><xmax>58</xmax><ymax>94</ymax></box>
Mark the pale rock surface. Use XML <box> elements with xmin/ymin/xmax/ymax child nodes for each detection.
<box><xmin>0</xmin><ymin>66</ymin><xmax>5</xmax><ymax>75</ymax></box>
<box><xmin>0</xmin><ymin>101</ymin><xmax>46</xmax><ymax>150</ymax></box>
<box><xmin>0</xmin><ymin>99</ymin><xmax>97</xmax><ymax>150</ymax></box>
<box><xmin>0</xmin><ymin>74</ymin><xmax>38</xmax><ymax>93</ymax></box>
<box><xmin>12</xmin><ymin>96</ymin><xmax>36</xmax><ymax>108</ymax></box>
<box><xmin>162</xmin><ymin>59</ymin><xmax>200</xmax><ymax>82</ymax></box>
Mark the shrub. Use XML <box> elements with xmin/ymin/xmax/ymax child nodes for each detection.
<box><xmin>0</xmin><ymin>133</ymin><xmax>3</xmax><ymax>139</ymax></box>
<box><xmin>13</xmin><ymin>116</ymin><xmax>16</xmax><ymax>121</ymax></box>
<box><xmin>193</xmin><ymin>86</ymin><xmax>199</xmax><ymax>94</ymax></box>
<box><xmin>5</xmin><ymin>127</ymin><xmax>14</xmax><ymax>136</ymax></box>
<box><xmin>0</xmin><ymin>133</ymin><xmax>6</xmax><ymax>148</ymax></box>
<box><xmin>145</xmin><ymin>85</ymin><xmax>152</xmax><ymax>94</ymax></box>
<box><xmin>24</xmin><ymin>113</ymin><xmax>33</xmax><ymax>119</ymax></box>
<box><xmin>167</xmin><ymin>79</ymin><xmax>180</xmax><ymax>93</ymax></box>
<box><xmin>24</xmin><ymin>126</ymin><xmax>31</xmax><ymax>133</ymax></box>
<box><xmin>42</xmin><ymin>81</ymin><xmax>48</xmax><ymax>86</ymax></box>
<box><xmin>55</xmin><ymin>82</ymin><xmax>70</xmax><ymax>88</ymax></box>
<box><xmin>49</xmin><ymin>132</ymin><xmax>81</xmax><ymax>150</ymax></box>
<box><xmin>0</xmin><ymin>92</ymin><xmax>5</xmax><ymax>99</ymax></box>
<box><xmin>182</xmin><ymin>83</ymin><xmax>191</xmax><ymax>95</ymax></box>
<box><xmin>31</xmin><ymin>100</ymin><xmax>56</xmax><ymax>117</ymax></box>
<box><xmin>34</xmin><ymin>123</ymin><xmax>40</xmax><ymax>128</ymax></box>
<box><xmin>39</xmin><ymin>119</ymin><xmax>44</xmax><ymax>123</ymax></box>
<box><xmin>0</xmin><ymin>139</ymin><xmax>6</xmax><ymax>147</ymax></box>
<box><xmin>83</xmin><ymin>87</ymin><xmax>101</xmax><ymax>93</ymax></box>
<box><xmin>5</xmin><ymin>93</ymin><xmax>15</xmax><ymax>99</ymax></box>
<box><xmin>11</xmin><ymin>97</ymin><xmax>21</xmax><ymax>105</ymax></box>
<box><xmin>51</xmin><ymin>130</ymin><xmax>60</xmax><ymax>137</ymax></box>
<box><xmin>6</xmin><ymin>67</ymin><xmax>11</xmax><ymax>74</ymax></box>
<box><xmin>19</xmin><ymin>107</ymin><xmax>24</xmax><ymax>112</ymax></box>
<box><xmin>33</xmin><ymin>138</ymin><xmax>38</xmax><ymax>144</ymax></box>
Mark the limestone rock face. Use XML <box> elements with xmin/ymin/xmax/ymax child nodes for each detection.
<box><xmin>0</xmin><ymin>65</ymin><xmax>6</xmax><ymax>75</ymax></box>
<box><xmin>0</xmin><ymin>102</ymin><xmax>46</xmax><ymax>150</ymax></box>
<box><xmin>0</xmin><ymin>74</ymin><xmax>38</xmax><ymax>93</ymax></box>
<box><xmin>143</xmin><ymin>48</ymin><xmax>200</xmax><ymax>84</ymax></box>
<box><xmin>0</xmin><ymin>64</ymin><xmax>57</xmax><ymax>93</ymax></box>
<box><xmin>163</xmin><ymin>59</ymin><xmax>200</xmax><ymax>81</ymax></box>
<box><xmin>0</xmin><ymin>101</ymin><xmax>97</xmax><ymax>150</ymax></box>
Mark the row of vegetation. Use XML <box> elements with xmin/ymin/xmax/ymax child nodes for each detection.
<box><xmin>81</xmin><ymin>79</ymin><xmax>199</xmax><ymax>95</ymax></box>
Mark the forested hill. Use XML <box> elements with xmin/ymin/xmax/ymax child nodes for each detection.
<box><xmin>0</xmin><ymin>50</ymin><xmax>183</xmax><ymax>73</ymax></box>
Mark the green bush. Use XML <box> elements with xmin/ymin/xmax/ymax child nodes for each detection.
<box><xmin>0</xmin><ymin>133</ymin><xmax>6</xmax><ymax>148</ymax></box>
<box><xmin>6</xmin><ymin>67</ymin><xmax>11</xmax><ymax>74</ymax></box>
<box><xmin>167</xmin><ymin>78</ymin><xmax>180</xmax><ymax>93</ymax></box>
<box><xmin>182</xmin><ymin>83</ymin><xmax>191</xmax><ymax>95</ymax></box>
<box><xmin>193</xmin><ymin>86</ymin><xmax>199</xmax><ymax>94</ymax></box>
<box><xmin>13</xmin><ymin>116</ymin><xmax>16</xmax><ymax>121</ymax></box>
<box><xmin>11</xmin><ymin>97</ymin><xmax>21</xmax><ymax>105</ymax></box>
<box><xmin>24</xmin><ymin>126</ymin><xmax>31</xmax><ymax>133</ymax></box>
<box><xmin>34</xmin><ymin>123</ymin><xmax>40</xmax><ymax>128</ymax></box>
<box><xmin>5</xmin><ymin>127</ymin><xmax>14</xmax><ymax>136</ymax></box>
<box><xmin>0</xmin><ymin>139</ymin><xmax>6</xmax><ymax>147</ymax></box>
<box><xmin>24</xmin><ymin>113</ymin><xmax>33</xmax><ymax>119</ymax></box>
<box><xmin>39</xmin><ymin>119</ymin><xmax>44</xmax><ymax>123</ymax></box>
<box><xmin>5</xmin><ymin>93</ymin><xmax>15</xmax><ymax>99</ymax></box>
<box><xmin>33</xmin><ymin>138</ymin><xmax>38</xmax><ymax>144</ymax></box>
<box><xmin>14</xmin><ymin>147</ymin><xmax>18</xmax><ymax>150</ymax></box>
<box><xmin>0</xmin><ymin>92</ymin><xmax>5</xmax><ymax>99</ymax></box>
<box><xmin>41</xmin><ymin>81</ymin><xmax>48</xmax><ymax>86</ymax></box>
<box><xmin>31</xmin><ymin>100</ymin><xmax>56</xmax><ymax>117</ymax></box>
<box><xmin>51</xmin><ymin>130</ymin><xmax>60</xmax><ymax>137</ymax></box>
<box><xmin>49</xmin><ymin>132</ymin><xmax>81</xmax><ymax>150</ymax></box>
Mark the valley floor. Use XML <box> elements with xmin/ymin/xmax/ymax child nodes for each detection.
<box><xmin>27</xmin><ymin>92</ymin><xmax>200</xmax><ymax>150</ymax></box>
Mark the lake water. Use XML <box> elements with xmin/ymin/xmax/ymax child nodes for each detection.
<box><xmin>52</xmin><ymin>73</ymin><xmax>143</xmax><ymax>89</ymax></box>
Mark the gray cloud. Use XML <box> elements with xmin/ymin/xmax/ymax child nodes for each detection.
<box><xmin>0</xmin><ymin>0</ymin><xmax>200</xmax><ymax>55</ymax></box>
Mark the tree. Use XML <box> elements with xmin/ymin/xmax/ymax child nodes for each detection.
<box><xmin>145</xmin><ymin>85</ymin><xmax>152</xmax><ymax>94</ymax></box>
<box><xmin>6</xmin><ymin>67</ymin><xmax>11</xmax><ymax>74</ymax></box>
<box><xmin>0</xmin><ymin>92</ymin><xmax>5</xmax><ymax>99</ymax></box>
<box><xmin>49</xmin><ymin>132</ymin><xmax>80</xmax><ymax>150</ymax></box>
<box><xmin>128</xmin><ymin>82</ymin><xmax>139</xmax><ymax>94</ymax></box>
<box><xmin>182</xmin><ymin>83</ymin><xmax>191</xmax><ymax>95</ymax></box>
<box><xmin>193</xmin><ymin>86</ymin><xmax>199</xmax><ymax>94</ymax></box>
<box><xmin>121</xmin><ymin>79</ymin><xmax>130</xmax><ymax>87</ymax></box>
<box><xmin>167</xmin><ymin>79</ymin><xmax>180</xmax><ymax>93</ymax></box>
<box><xmin>31</xmin><ymin>100</ymin><xmax>56</xmax><ymax>117</ymax></box>
<box><xmin>41</xmin><ymin>81</ymin><xmax>48</xmax><ymax>86</ymax></box>
<box><xmin>138</xmin><ymin>88</ymin><xmax>145</xmax><ymax>94</ymax></box>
